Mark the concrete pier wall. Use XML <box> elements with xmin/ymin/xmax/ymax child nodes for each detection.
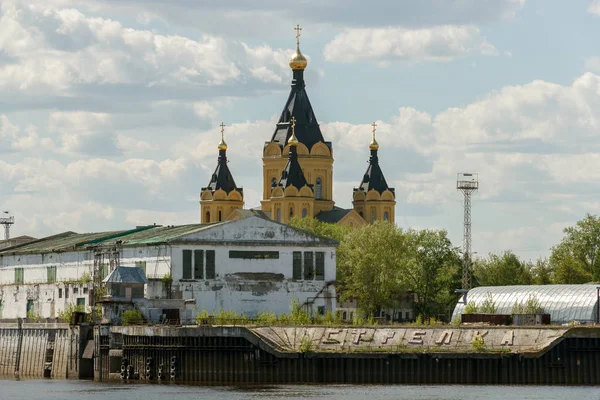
<box><xmin>0</xmin><ymin>322</ymin><xmax>91</xmax><ymax>379</ymax></box>
<box><xmin>95</xmin><ymin>325</ymin><xmax>600</xmax><ymax>385</ymax></box>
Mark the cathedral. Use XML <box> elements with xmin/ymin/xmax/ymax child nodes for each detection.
<box><xmin>200</xmin><ymin>28</ymin><xmax>396</xmax><ymax>227</ymax></box>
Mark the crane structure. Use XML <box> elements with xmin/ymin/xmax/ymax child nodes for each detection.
<box><xmin>0</xmin><ymin>212</ymin><xmax>14</xmax><ymax>241</ymax></box>
<box><xmin>456</xmin><ymin>173</ymin><xmax>478</xmax><ymax>290</ymax></box>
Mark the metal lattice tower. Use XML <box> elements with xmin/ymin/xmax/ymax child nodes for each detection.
<box><xmin>0</xmin><ymin>212</ymin><xmax>14</xmax><ymax>241</ymax></box>
<box><xmin>457</xmin><ymin>173</ymin><xmax>478</xmax><ymax>290</ymax></box>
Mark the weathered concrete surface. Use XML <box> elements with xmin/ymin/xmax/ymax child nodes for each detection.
<box><xmin>249</xmin><ymin>326</ymin><xmax>572</xmax><ymax>356</ymax></box>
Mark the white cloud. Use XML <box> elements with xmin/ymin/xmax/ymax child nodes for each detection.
<box><xmin>324</xmin><ymin>26</ymin><xmax>498</xmax><ymax>64</ymax></box>
<box><xmin>586</xmin><ymin>56</ymin><xmax>600</xmax><ymax>72</ymax></box>
<box><xmin>588</xmin><ymin>0</ymin><xmax>600</xmax><ymax>16</ymax></box>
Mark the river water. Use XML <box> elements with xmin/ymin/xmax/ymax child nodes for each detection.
<box><xmin>2</xmin><ymin>380</ymin><xmax>600</xmax><ymax>400</ymax></box>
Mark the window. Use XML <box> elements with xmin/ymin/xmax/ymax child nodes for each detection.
<box><xmin>205</xmin><ymin>211</ymin><xmax>210</xmax><ymax>222</ymax></box>
<box><xmin>58</xmin><ymin>288</ymin><xmax>63</xmax><ymax>299</ymax></box>
<box><xmin>26</xmin><ymin>300</ymin><xmax>34</xmax><ymax>315</ymax></box>
<box><xmin>289</xmin><ymin>207</ymin><xmax>293</xmax><ymax>218</ymax></box>
<box><xmin>359</xmin><ymin>211</ymin><xmax>363</xmax><ymax>218</ymax></box>
<box><xmin>384</xmin><ymin>211</ymin><xmax>389</xmax><ymax>221</ymax></box>
<box><xmin>229</xmin><ymin>251</ymin><xmax>279</xmax><ymax>260</ymax></box>
<box><xmin>206</xmin><ymin>250</ymin><xmax>215</xmax><ymax>279</ymax></box>
<box><xmin>77</xmin><ymin>298</ymin><xmax>86</xmax><ymax>307</ymax></box>
<box><xmin>0</xmin><ymin>301</ymin><xmax>2</xmax><ymax>319</ymax></box>
<box><xmin>101</xmin><ymin>263</ymin><xmax>109</xmax><ymax>280</ymax></box>
<box><xmin>304</xmin><ymin>252</ymin><xmax>314</xmax><ymax>280</ymax></box>
<box><xmin>371</xmin><ymin>210</ymin><xmax>375</xmax><ymax>223</ymax></box>
<box><xmin>65</xmin><ymin>287</ymin><xmax>69</xmax><ymax>299</ymax></box>
<box><xmin>182</xmin><ymin>250</ymin><xmax>192</xmax><ymax>279</ymax></box>
<box><xmin>14</xmin><ymin>268</ymin><xmax>24</xmax><ymax>284</ymax></box>
<box><xmin>47</xmin><ymin>266</ymin><xmax>57</xmax><ymax>283</ymax></box>
<box><xmin>315</xmin><ymin>178</ymin><xmax>322</xmax><ymax>199</ymax></box>
<box><xmin>73</xmin><ymin>287</ymin><xmax>79</xmax><ymax>294</ymax></box>
<box><xmin>218</xmin><ymin>210</ymin><xmax>222</xmax><ymax>221</ymax></box>
<box><xmin>315</xmin><ymin>252</ymin><xmax>325</xmax><ymax>281</ymax></box>
<box><xmin>135</xmin><ymin>261</ymin><xmax>147</xmax><ymax>276</ymax></box>
<box><xmin>293</xmin><ymin>252</ymin><xmax>302</xmax><ymax>280</ymax></box>
<box><xmin>302</xmin><ymin>208</ymin><xmax>308</xmax><ymax>218</ymax></box>
<box><xmin>83</xmin><ymin>287</ymin><xmax>88</xmax><ymax>294</ymax></box>
<box><xmin>342</xmin><ymin>311</ymin><xmax>347</xmax><ymax>320</ymax></box>
<box><xmin>194</xmin><ymin>250</ymin><xmax>204</xmax><ymax>279</ymax></box>
<box><xmin>317</xmin><ymin>306</ymin><xmax>325</xmax><ymax>315</ymax></box>
<box><xmin>276</xmin><ymin>208</ymin><xmax>281</xmax><ymax>222</ymax></box>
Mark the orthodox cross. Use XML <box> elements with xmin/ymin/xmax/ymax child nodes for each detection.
<box><xmin>295</xmin><ymin>24</ymin><xmax>302</xmax><ymax>46</ymax></box>
<box><xmin>371</xmin><ymin>121</ymin><xmax>377</xmax><ymax>139</ymax></box>
<box><xmin>291</xmin><ymin>116</ymin><xmax>296</xmax><ymax>135</ymax></box>
<box><xmin>220</xmin><ymin>122</ymin><xmax>225</xmax><ymax>140</ymax></box>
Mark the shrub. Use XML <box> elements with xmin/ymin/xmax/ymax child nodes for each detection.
<box><xmin>122</xmin><ymin>310</ymin><xmax>144</xmax><ymax>326</ymax></box>
<box><xmin>26</xmin><ymin>311</ymin><xmax>41</xmax><ymax>322</ymax></box>
<box><xmin>479</xmin><ymin>292</ymin><xmax>497</xmax><ymax>314</ymax></box>
<box><xmin>464</xmin><ymin>301</ymin><xmax>479</xmax><ymax>314</ymax></box>
<box><xmin>195</xmin><ymin>309</ymin><xmax>212</xmax><ymax>325</ymax></box>
<box><xmin>79</xmin><ymin>272</ymin><xmax>92</xmax><ymax>284</ymax></box>
<box><xmin>58</xmin><ymin>304</ymin><xmax>84</xmax><ymax>323</ymax></box>
<box><xmin>512</xmin><ymin>294</ymin><xmax>544</xmax><ymax>315</ymax></box>
<box><xmin>300</xmin><ymin>335</ymin><xmax>313</xmax><ymax>352</ymax></box>
<box><xmin>256</xmin><ymin>311</ymin><xmax>278</xmax><ymax>325</ymax></box>
<box><xmin>471</xmin><ymin>335</ymin><xmax>486</xmax><ymax>352</ymax></box>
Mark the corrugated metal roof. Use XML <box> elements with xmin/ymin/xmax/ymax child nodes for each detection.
<box><xmin>103</xmin><ymin>266</ymin><xmax>148</xmax><ymax>284</ymax></box>
<box><xmin>452</xmin><ymin>284</ymin><xmax>600</xmax><ymax>324</ymax></box>
<box><xmin>99</xmin><ymin>222</ymin><xmax>227</xmax><ymax>246</ymax></box>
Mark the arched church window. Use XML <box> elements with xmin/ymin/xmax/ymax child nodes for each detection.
<box><xmin>371</xmin><ymin>210</ymin><xmax>375</xmax><ymax>223</ymax></box>
<box><xmin>384</xmin><ymin>211</ymin><xmax>389</xmax><ymax>221</ymax></box>
<box><xmin>205</xmin><ymin>211</ymin><xmax>210</xmax><ymax>223</ymax></box>
<box><xmin>276</xmin><ymin>208</ymin><xmax>281</xmax><ymax>222</ymax></box>
<box><xmin>218</xmin><ymin>211</ymin><xmax>222</xmax><ymax>221</ymax></box>
<box><xmin>315</xmin><ymin>178</ymin><xmax>322</xmax><ymax>200</ymax></box>
<box><xmin>289</xmin><ymin>207</ymin><xmax>294</xmax><ymax>218</ymax></box>
<box><xmin>359</xmin><ymin>211</ymin><xmax>363</xmax><ymax>218</ymax></box>
<box><xmin>302</xmin><ymin>208</ymin><xmax>308</xmax><ymax>218</ymax></box>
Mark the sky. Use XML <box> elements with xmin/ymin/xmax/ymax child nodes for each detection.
<box><xmin>1</xmin><ymin>0</ymin><xmax>600</xmax><ymax>261</ymax></box>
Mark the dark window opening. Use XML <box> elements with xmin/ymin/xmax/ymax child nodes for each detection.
<box><xmin>194</xmin><ymin>250</ymin><xmax>204</xmax><ymax>279</ymax></box>
<box><xmin>65</xmin><ymin>287</ymin><xmax>69</xmax><ymax>299</ymax></box>
<box><xmin>384</xmin><ymin>211</ymin><xmax>389</xmax><ymax>221</ymax></box>
<box><xmin>218</xmin><ymin>210</ymin><xmax>222</xmax><ymax>221</ymax></box>
<box><xmin>315</xmin><ymin>252</ymin><xmax>325</xmax><ymax>280</ymax></box>
<box><xmin>205</xmin><ymin>211</ymin><xmax>210</xmax><ymax>222</ymax></box>
<box><xmin>229</xmin><ymin>251</ymin><xmax>279</xmax><ymax>260</ymax></box>
<box><xmin>304</xmin><ymin>252</ymin><xmax>314</xmax><ymax>280</ymax></box>
<box><xmin>182</xmin><ymin>250</ymin><xmax>192</xmax><ymax>279</ymax></box>
<box><xmin>302</xmin><ymin>208</ymin><xmax>308</xmax><ymax>218</ymax></box>
<box><xmin>26</xmin><ymin>300</ymin><xmax>34</xmax><ymax>315</ymax></box>
<box><xmin>73</xmin><ymin>287</ymin><xmax>79</xmax><ymax>294</ymax></box>
<box><xmin>77</xmin><ymin>298</ymin><xmax>86</xmax><ymax>307</ymax></box>
<box><xmin>315</xmin><ymin>178</ymin><xmax>322</xmax><ymax>200</ymax></box>
<box><xmin>58</xmin><ymin>288</ymin><xmax>63</xmax><ymax>299</ymax></box>
<box><xmin>206</xmin><ymin>250</ymin><xmax>216</xmax><ymax>279</ymax></box>
<box><xmin>317</xmin><ymin>306</ymin><xmax>325</xmax><ymax>315</ymax></box>
<box><xmin>289</xmin><ymin>207</ymin><xmax>293</xmax><ymax>218</ymax></box>
<box><xmin>293</xmin><ymin>251</ymin><xmax>302</xmax><ymax>280</ymax></box>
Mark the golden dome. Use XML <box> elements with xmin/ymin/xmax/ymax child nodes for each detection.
<box><xmin>289</xmin><ymin>49</ymin><xmax>308</xmax><ymax>70</ymax></box>
<box><xmin>290</xmin><ymin>24</ymin><xmax>308</xmax><ymax>71</ymax></box>
<box><xmin>369</xmin><ymin>121</ymin><xmax>379</xmax><ymax>150</ymax></box>
<box><xmin>289</xmin><ymin>116</ymin><xmax>299</xmax><ymax>146</ymax></box>
<box><xmin>369</xmin><ymin>137</ymin><xmax>379</xmax><ymax>151</ymax></box>
<box><xmin>218</xmin><ymin>122</ymin><xmax>227</xmax><ymax>151</ymax></box>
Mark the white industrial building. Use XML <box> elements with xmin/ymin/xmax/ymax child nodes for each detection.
<box><xmin>0</xmin><ymin>215</ymin><xmax>337</xmax><ymax>322</ymax></box>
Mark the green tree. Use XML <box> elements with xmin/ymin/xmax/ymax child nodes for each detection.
<box><xmin>527</xmin><ymin>258</ymin><xmax>554</xmax><ymax>285</ymax></box>
<box><xmin>337</xmin><ymin>222</ymin><xmax>410</xmax><ymax>315</ymax></box>
<box><xmin>288</xmin><ymin>216</ymin><xmax>351</xmax><ymax>242</ymax></box>
<box><xmin>404</xmin><ymin>229</ymin><xmax>461</xmax><ymax>318</ymax></box>
<box><xmin>549</xmin><ymin>214</ymin><xmax>600</xmax><ymax>282</ymax></box>
<box><xmin>473</xmin><ymin>251</ymin><xmax>532</xmax><ymax>286</ymax></box>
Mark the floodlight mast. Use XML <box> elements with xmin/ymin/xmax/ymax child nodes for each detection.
<box><xmin>0</xmin><ymin>211</ymin><xmax>15</xmax><ymax>241</ymax></box>
<box><xmin>457</xmin><ymin>173</ymin><xmax>478</xmax><ymax>290</ymax></box>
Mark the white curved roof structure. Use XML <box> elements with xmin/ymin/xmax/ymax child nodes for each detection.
<box><xmin>452</xmin><ymin>284</ymin><xmax>600</xmax><ymax>324</ymax></box>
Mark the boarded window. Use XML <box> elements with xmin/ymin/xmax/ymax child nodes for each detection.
<box><xmin>194</xmin><ymin>250</ymin><xmax>204</xmax><ymax>279</ymax></box>
<box><xmin>182</xmin><ymin>250</ymin><xmax>192</xmax><ymax>279</ymax></box>
<box><xmin>293</xmin><ymin>252</ymin><xmax>302</xmax><ymax>280</ymax></box>
<box><xmin>206</xmin><ymin>250</ymin><xmax>216</xmax><ymax>279</ymax></box>
<box><xmin>371</xmin><ymin>210</ymin><xmax>375</xmax><ymax>223</ymax></box>
<box><xmin>47</xmin><ymin>266</ymin><xmax>57</xmax><ymax>283</ymax></box>
<box><xmin>14</xmin><ymin>268</ymin><xmax>24</xmax><ymax>284</ymax></box>
<box><xmin>276</xmin><ymin>208</ymin><xmax>281</xmax><ymax>222</ymax></box>
<box><xmin>315</xmin><ymin>252</ymin><xmax>325</xmax><ymax>280</ymax></box>
<box><xmin>26</xmin><ymin>300</ymin><xmax>34</xmax><ymax>315</ymax></box>
<box><xmin>101</xmin><ymin>264</ymin><xmax>109</xmax><ymax>280</ymax></box>
<box><xmin>229</xmin><ymin>251</ymin><xmax>279</xmax><ymax>259</ymax></box>
<box><xmin>304</xmin><ymin>252</ymin><xmax>314</xmax><ymax>280</ymax></box>
<box><xmin>135</xmin><ymin>261</ymin><xmax>146</xmax><ymax>276</ymax></box>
